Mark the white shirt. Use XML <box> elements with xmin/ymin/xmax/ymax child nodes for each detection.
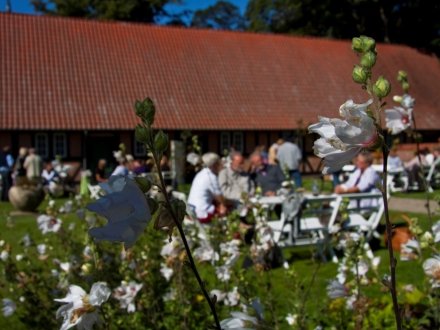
<box><xmin>187</xmin><ymin>167</ymin><xmax>222</xmax><ymax>219</ymax></box>
<box><xmin>342</xmin><ymin>166</ymin><xmax>380</xmax><ymax>208</ymax></box>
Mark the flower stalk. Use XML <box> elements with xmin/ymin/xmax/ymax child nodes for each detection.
<box><xmin>151</xmin><ymin>150</ymin><xmax>222</xmax><ymax>329</ymax></box>
<box><xmin>381</xmin><ymin>147</ymin><xmax>402</xmax><ymax>329</ymax></box>
<box><xmin>135</xmin><ymin>97</ymin><xmax>221</xmax><ymax>329</ymax></box>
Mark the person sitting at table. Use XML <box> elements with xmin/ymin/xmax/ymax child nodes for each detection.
<box><xmin>249</xmin><ymin>152</ymin><xmax>285</xmax><ymax>196</ymax></box>
<box><xmin>218</xmin><ymin>151</ymin><xmax>254</xmax><ymax>207</ymax></box>
<box><xmin>334</xmin><ymin>151</ymin><xmax>380</xmax><ymax>207</ymax></box>
<box><xmin>187</xmin><ymin>152</ymin><xmax>230</xmax><ymax>223</ymax></box>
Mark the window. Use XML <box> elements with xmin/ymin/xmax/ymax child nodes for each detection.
<box><xmin>53</xmin><ymin>133</ymin><xmax>67</xmax><ymax>158</ymax></box>
<box><xmin>232</xmin><ymin>132</ymin><xmax>244</xmax><ymax>153</ymax></box>
<box><xmin>134</xmin><ymin>139</ymin><xmax>147</xmax><ymax>157</ymax></box>
<box><xmin>220</xmin><ymin>132</ymin><xmax>230</xmax><ymax>155</ymax></box>
<box><xmin>35</xmin><ymin>133</ymin><xmax>49</xmax><ymax>158</ymax></box>
<box><xmin>220</xmin><ymin>131</ymin><xmax>244</xmax><ymax>154</ymax></box>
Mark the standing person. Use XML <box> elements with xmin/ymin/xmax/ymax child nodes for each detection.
<box><xmin>276</xmin><ymin>136</ymin><xmax>302</xmax><ymax>187</ymax></box>
<box><xmin>218</xmin><ymin>151</ymin><xmax>254</xmax><ymax>207</ymax></box>
<box><xmin>187</xmin><ymin>152</ymin><xmax>229</xmax><ymax>223</ymax></box>
<box><xmin>23</xmin><ymin>148</ymin><xmax>43</xmax><ymax>184</ymax></box>
<box><xmin>268</xmin><ymin>138</ymin><xmax>282</xmax><ymax>165</ymax></box>
<box><xmin>0</xmin><ymin>146</ymin><xmax>14</xmax><ymax>200</ymax></box>
<box><xmin>94</xmin><ymin>159</ymin><xmax>108</xmax><ymax>183</ymax></box>
<box><xmin>13</xmin><ymin>147</ymin><xmax>28</xmax><ymax>184</ymax></box>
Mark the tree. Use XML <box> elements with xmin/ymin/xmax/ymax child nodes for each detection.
<box><xmin>191</xmin><ymin>1</ymin><xmax>246</xmax><ymax>30</ymax></box>
<box><xmin>31</xmin><ymin>0</ymin><xmax>179</xmax><ymax>24</ymax></box>
<box><xmin>245</xmin><ymin>0</ymin><xmax>440</xmax><ymax>56</ymax></box>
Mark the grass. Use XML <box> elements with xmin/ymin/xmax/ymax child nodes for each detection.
<box><xmin>0</xmin><ymin>193</ymin><xmax>434</xmax><ymax>328</ymax></box>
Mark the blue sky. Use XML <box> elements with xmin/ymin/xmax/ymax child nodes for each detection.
<box><xmin>0</xmin><ymin>0</ymin><xmax>249</xmax><ymax>18</ymax></box>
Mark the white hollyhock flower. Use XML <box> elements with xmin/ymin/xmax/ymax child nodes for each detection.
<box><xmin>2</xmin><ymin>298</ymin><xmax>16</xmax><ymax>317</ymax></box>
<box><xmin>0</xmin><ymin>250</ymin><xmax>9</xmax><ymax>261</ymax></box>
<box><xmin>55</xmin><ymin>282</ymin><xmax>111</xmax><ymax>330</ymax></box>
<box><xmin>160</xmin><ymin>263</ymin><xmax>173</xmax><ymax>281</ymax></box>
<box><xmin>327</xmin><ymin>279</ymin><xmax>348</xmax><ymax>299</ymax></box>
<box><xmin>432</xmin><ymin>221</ymin><xmax>440</xmax><ymax>243</ymax></box>
<box><xmin>37</xmin><ymin>244</ymin><xmax>47</xmax><ymax>255</ymax></box>
<box><xmin>37</xmin><ymin>214</ymin><xmax>62</xmax><ymax>234</ymax></box>
<box><xmin>87</xmin><ymin>176</ymin><xmax>151</xmax><ymax>248</ymax></box>
<box><xmin>285</xmin><ymin>313</ymin><xmax>298</xmax><ymax>326</ymax></box>
<box><xmin>309</xmin><ymin>99</ymin><xmax>378</xmax><ymax>174</ymax></box>
<box><xmin>99</xmin><ymin>175</ymin><xmax>126</xmax><ymax>194</ymax></box>
<box><xmin>385</xmin><ymin>107</ymin><xmax>413</xmax><ymax>134</ymax></box>
<box><xmin>423</xmin><ymin>256</ymin><xmax>440</xmax><ymax>288</ymax></box>
<box><xmin>224</xmin><ymin>287</ymin><xmax>240</xmax><ymax>306</ymax></box>
<box><xmin>113</xmin><ymin>281</ymin><xmax>143</xmax><ymax>313</ymax></box>
<box><xmin>220</xmin><ymin>311</ymin><xmax>258</xmax><ymax>330</ymax></box>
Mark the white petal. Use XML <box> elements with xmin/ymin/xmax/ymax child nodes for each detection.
<box><xmin>308</xmin><ymin>117</ymin><xmax>336</xmax><ymax>139</ymax></box>
<box><xmin>89</xmin><ymin>282</ymin><xmax>111</xmax><ymax>306</ymax></box>
<box><xmin>322</xmin><ymin>147</ymin><xmax>361</xmax><ymax>174</ymax></box>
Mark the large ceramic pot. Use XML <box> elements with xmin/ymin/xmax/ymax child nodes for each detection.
<box><xmin>8</xmin><ymin>186</ymin><xmax>45</xmax><ymax>212</ymax></box>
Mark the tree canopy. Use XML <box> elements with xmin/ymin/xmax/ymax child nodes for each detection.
<box><xmin>191</xmin><ymin>1</ymin><xmax>246</xmax><ymax>30</ymax></box>
<box><xmin>245</xmin><ymin>0</ymin><xmax>440</xmax><ymax>55</ymax></box>
<box><xmin>31</xmin><ymin>0</ymin><xmax>175</xmax><ymax>23</ymax></box>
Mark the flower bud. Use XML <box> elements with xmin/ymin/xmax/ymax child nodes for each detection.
<box><xmin>171</xmin><ymin>199</ymin><xmax>186</xmax><ymax>224</ymax></box>
<box><xmin>360</xmin><ymin>51</ymin><xmax>376</xmax><ymax>68</ymax></box>
<box><xmin>135</xmin><ymin>125</ymin><xmax>151</xmax><ymax>145</ymax></box>
<box><xmin>397</xmin><ymin>70</ymin><xmax>408</xmax><ymax>83</ymax></box>
<box><xmin>393</xmin><ymin>95</ymin><xmax>403</xmax><ymax>104</ymax></box>
<box><xmin>361</xmin><ymin>36</ymin><xmax>376</xmax><ymax>52</ymax></box>
<box><xmin>352</xmin><ymin>36</ymin><xmax>376</xmax><ymax>53</ymax></box>
<box><xmin>154</xmin><ymin>130</ymin><xmax>169</xmax><ymax>153</ymax></box>
<box><xmin>352</xmin><ymin>65</ymin><xmax>368</xmax><ymax>84</ymax></box>
<box><xmin>372</xmin><ymin>76</ymin><xmax>391</xmax><ymax>98</ymax></box>
<box><xmin>351</xmin><ymin>37</ymin><xmax>363</xmax><ymax>53</ymax></box>
<box><xmin>401</xmin><ymin>81</ymin><xmax>410</xmax><ymax>93</ymax></box>
<box><xmin>134</xmin><ymin>176</ymin><xmax>152</xmax><ymax>193</ymax></box>
<box><xmin>135</xmin><ymin>98</ymin><xmax>156</xmax><ymax>125</ymax></box>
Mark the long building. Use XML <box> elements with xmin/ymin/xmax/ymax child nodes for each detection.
<box><xmin>1</xmin><ymin>13</ymin><xmax>439</xmax><ymax>173</ymax></box>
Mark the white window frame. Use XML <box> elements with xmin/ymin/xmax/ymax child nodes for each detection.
<box><xmin>52</xmin><ymin>133</ymin><xmax>67</xmax><ymax>158</ymax></box>
<box><xmin>220</xmin><ymin>132</ymin><xmax>231</xmax><ymax>155</ymax></box>
<box><xmin>232</xmin><ymin>132</ymin><xmax>244</xmax><ymax>153</ymax></box>
<box><xmin>35</xmin><ymin>133</ymin><xmax>49</xmax><ymax>159</ymax></box>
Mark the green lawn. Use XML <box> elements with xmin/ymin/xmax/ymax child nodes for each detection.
<box><xmin>0</xmin><ymin>194</ymin><xmax>434</xmax><ymax>329</ymax></box>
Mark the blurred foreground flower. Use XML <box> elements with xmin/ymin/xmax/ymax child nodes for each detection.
<box><xmin>2</xmin><ymin>298</ymin><xmax>16</xmax><ymax>317</ymax></box>
<box><xmin>308</xmin><ymin>99</ymin><xmax>378</xmax><ymax>174</ymax></box>
<box><xmin>55</xmin><ymin>282</ymin><xmax>111</xmax><ymax>330</ymax></box>
<box><xmin>37</xmin><ymin>214</ymin><xmax>62</xmax><ymax>234</ymax></box>
<box><xmin>87</xmin><ymin>176</ymin><xmax>151</xmax><ymax>248</ymax></box>
<box><xmin>220</xmin><ymin>311</ymin><xmax>258</xmax><ymax>329</ymax></box>
<box><xmin>113</xmin><ymin>281</ymin><xmax>143</xmax><ymax>313</ymax></box>
<box><xmin>423</xmin><ymin>256</ymin><xmax>440</xmax><ymax>288</ymax></box>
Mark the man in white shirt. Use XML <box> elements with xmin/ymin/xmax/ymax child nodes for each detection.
<box><xmin>335</xmin><ymin>151</ymin><xmax>380</xmax><ymax>207</ymax></box>
<box><xmin>187</xmin><ymin>152</ymin><xmax>228</xmax><ymax>223</ymax></box>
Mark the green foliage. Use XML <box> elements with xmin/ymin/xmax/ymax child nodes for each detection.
<box><xmin>31</xmin><ymin>0</ymin><xmax>173</xmax><ymax>23</ymax></box>
<box><xmin>245</xmin><ymin>0</ymin><xmax>440</xmax><ymax>56</ymax></box>
<box><xmin>191</xmin><ymin>1</ymin><xmax>246</xmax><ymax>30</ymax></box>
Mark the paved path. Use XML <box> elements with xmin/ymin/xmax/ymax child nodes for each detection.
<box><xmin>388</xmin><ymin>197</ymin><xmax>438</xmax><ymax>214</ymax></box>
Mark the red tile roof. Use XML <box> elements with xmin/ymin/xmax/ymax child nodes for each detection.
<box><xmin>1</xmin><ymin>13</ymin><xmax>439</xmax><ymax>131</ymax></box>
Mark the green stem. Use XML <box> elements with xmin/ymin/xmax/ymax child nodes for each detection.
<box><xmin>152</xmin><ymin>154</ymin><xmax>222</xmax><ymax>329</ymax></box>
<box><xmin>382</xmin><ymin>147</ymin><xmax>402</xmax><ymax>330</ymax></box>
